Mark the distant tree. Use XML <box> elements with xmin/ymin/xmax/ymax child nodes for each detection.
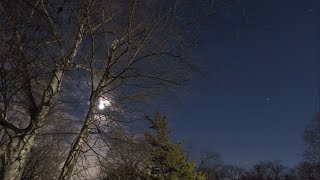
<box><xmin>295</xmin><ymin>162</ymin><xmax>320</xmax><ymax>180</ymax></box>
<box><xmin>220</xmin><ymin>165</ymin><xmax>245</xmax><ymax>180</ymax></box>
<box><xmin>282</xmin><ymin>168</ymin><xmax>298</xmax><ymax>180</ymax></box>
<box><xmin>198</xmin><ymin>150</ymin><xmax>223</xmax><ymax>180</ymax></box>
<box><xmin>145</xmin><ymin>113</ymin><xmax>205</xmax><ymax>180</ymax></box>
<box><xmin>297</xmin><ymin>112</ymin><xmax>320</xmax><ymax>180</ymax></box>
<box><xmin>242</xmin><ymin>161</ymin><xmax>287</xmax><ymax>180</ymax></box>
<box><xmin>303</xmin><ymin>113</ymin><xmax>320</xmax><ymax>164</ymax></box>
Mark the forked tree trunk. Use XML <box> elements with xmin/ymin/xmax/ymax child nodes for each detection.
<box><xmin>1</xmin><ymin>109</ymin><xmax>49</xmax><ymax>180</ymax></box>
<box><xmin>0</xmin><ymin>69</ymin><xmax>65</xmax><ymax>179</ymax></box>
<box><xmin>0</xmin><ymin>17</ymin><xmax>85</xmax><ymax>178</ymax></box>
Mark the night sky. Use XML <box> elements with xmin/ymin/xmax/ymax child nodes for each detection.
<box><xmin>167</xmin><ymin>0</ymin><xmax>320</xmax><ymax>167</ymax></box>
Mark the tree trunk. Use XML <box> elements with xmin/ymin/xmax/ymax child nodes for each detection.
<box><xmin>0</xmin><ymin>109</ymin><xmax>49</xmax><ymax>180</ymax></box>
<box><xmin>0</xmin><ymin>6</ymin><xmax>85</xmax><ymax>177</ymax></box>
<box><xmin>0</xmin><ymin>69</ymin><xmax>64</xmax><ymax>179</ymax></box>
<box><xmin>0</xmin><ymin>17</ymin><xmax>85</xmax><ymax>178</ymax></box>
<box><xmin>1</xmin><ymin>132</ymin><xmax>37</xmax><ymax>180</ymax></box>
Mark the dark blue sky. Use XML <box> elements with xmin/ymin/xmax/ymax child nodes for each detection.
<box><xmin>168</xmin><ymin>0</ymin><xmax>320</xmax><ymax>167</ymax></box>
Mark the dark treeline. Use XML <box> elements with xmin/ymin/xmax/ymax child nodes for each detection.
<box><xmin>196</xmin><ymin>114</ymin><xmax>320</xmax><ymax>180</ymax></box>
<box><xmin>197</xmin><ymin>152</ymin><xmax>320</xmax><ymax>180</ymax></box>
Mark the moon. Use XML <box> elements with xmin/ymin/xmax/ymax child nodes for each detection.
<box><xmin>98</xmin><ymin>103</ymin><xmax>105</xmax><ymax>110</ymax></box>
<box><xmin>98</xmin><ymin>97</ymin><xmax>111</xmax><ymax>110</ymax></box>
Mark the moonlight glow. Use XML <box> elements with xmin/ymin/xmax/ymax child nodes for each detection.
<box><xmin>98</xmin><ymin>97</ymin><xmax>111</xmax><ymax>110</ymax></box>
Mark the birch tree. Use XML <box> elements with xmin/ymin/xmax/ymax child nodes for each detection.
<box><xmin>0</xmin><ymin>0</ymin><xmax>94</xmax><ymax>179</ymax></box>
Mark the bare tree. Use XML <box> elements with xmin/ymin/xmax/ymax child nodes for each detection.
<box><xmin>303</xmin><ymin>113</ymin><xmax>320</xmax><ymax>164</ymax></box>
<box><xmin>0</xmin><ymin>0</ymin><xmax>91</xmax><ymax>178</ymax></box>
<box><xmin>243</xmin><ymin>161</ymin><xmax>287</xmax><ymax>180</ymax></box>
<box><xmin>296</xmin><ymin>113</ymin><xmax>320</xmax><ymax>180</ymax></box>
<box><xmin>0</xmin><ymin>0</ymin><xmax>216</xmax><ymax>179</ymax></box>
<box><xmin>296</xmin><ymin>162</ymin><xmax>320</xmax><ymax>180</ymax></box>
<box><xmin>220</xmin><ymin>165</ymin><xmax>245</xmax><ymax>180</ymax></box>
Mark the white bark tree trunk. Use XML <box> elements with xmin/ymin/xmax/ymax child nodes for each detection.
<box><xmin>2</xmin><ymin>133</ymin><xmax>37</xmax><ymax>180</ymax></box>
<box><xmin>0</xmin><ymin>15</ymin><xmax>85</xmax><ymax>178</ymax></box>
<box><xmin>1</xmin><ymin>105</ymin><xmax>51</xmax><ymax>179</ymax></box>
<box><xmin>1</xmin><ymin>68</ymin><xmax>72</xmax><ymax>179</ymax></box>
